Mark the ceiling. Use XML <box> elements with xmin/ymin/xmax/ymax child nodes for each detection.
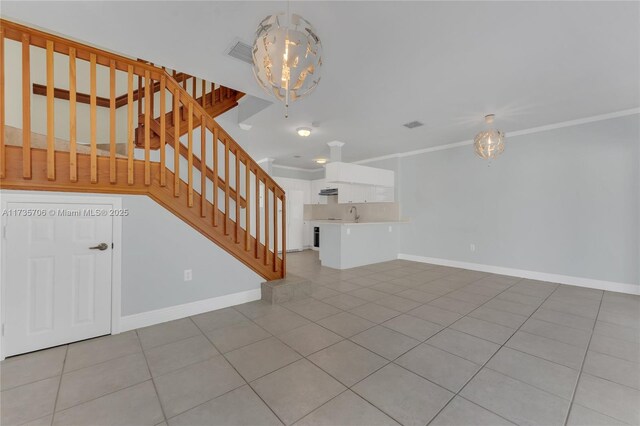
<box><xmin>3</xmin><ymin>1</ymin><xmax>638</xmax><ymax>168</ymax></box>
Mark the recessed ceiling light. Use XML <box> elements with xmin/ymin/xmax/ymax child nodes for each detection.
<box><xmin>315</xmin><ymin>158</ymin><xmax>327</xmax><ymax>164</ymax></box>
<box><xmin>293</xmin><ymin>155</ymin><xmax>301</xmax><ymax>158</ymax></box>
<box><xmin>297</xmin><ymin>127</ymin><xmax>312</xmax><ymax>137</ymax></box>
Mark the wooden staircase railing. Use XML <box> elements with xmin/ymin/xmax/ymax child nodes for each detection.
<box><xmin>0</xmin><ymin>19</ymin><xmax>286</xmax><ymax>281</ymax></box>
<box><xmin>133</xmin><ymin>62</ymin><xmax>244</xmax><ymax>150</ymax></box>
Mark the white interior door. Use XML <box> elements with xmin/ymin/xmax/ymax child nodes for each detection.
<box><xmin>3</xmin><ymin>201</ymin><xmax>113</xmax><ymax>357</ymax></box>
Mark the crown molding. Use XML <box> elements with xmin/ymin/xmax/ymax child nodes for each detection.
<box><xmin>355</xmin><ymin>108</ymin><xmax>640</xmax><ymax>165</ymax></box>
<box><xmin>272</xmin><ymin>164</ymin><xmax>324</xmax><ymax>173</ymax></box>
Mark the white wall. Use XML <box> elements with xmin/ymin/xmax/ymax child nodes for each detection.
<box><xmin>0</xmin><ymin>190</ymin><xmax>264</xmax><ymax>317</ymax></box>
<box><xmin>119</xmin><ymin>195</ymin><xmax>262</xmax><ymax>315</ymax></box>
<box><xmin>397</xmin><ymin>115</ymin><xmax>639</xmax><ymax>289</ymax></box>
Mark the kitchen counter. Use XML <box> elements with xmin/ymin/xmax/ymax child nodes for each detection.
<box><xmin>310</xmin><ymin>220</ymin><xmax>409</xmax><ymax>226</ymax></box>
<box><xmin>311</xmin><ymin>220</ymin><xmax>407</xmax><ymax>269</ymax></box>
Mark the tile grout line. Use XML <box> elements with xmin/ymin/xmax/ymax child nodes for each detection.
<box><xmin>49</xmin><ymin>373</ymin><xmax>154</xmax><ymax>417</ymax></box>
<box><xmin>405</xmin><ymin>282</ymin><xmax>538</xmax><ymax>424</ymax></box>
<box><xmin>317</xmin><ymin>273</ymin><xmax>523</xmax><ymax>425</ymax></box>
<box><xmin>422</xmin><ymin>279</ymin><xmax>565</xmax><ymax>425</ymax></box>
<box><xmin>136</xmin><ymin>328</ymin><xmax>170</xmax><ymax>424</ymax></box>
<box><xmin>49</xmin><ymin>344</ymin><xmax>68</xmax><ymax>426</ymax></box>
<box><xmin>289</xmin><ymin>255</ymin><xmax>579</xmax><ymax>421</ymax></box>
<box><xmin>188</xmin><ymin>267</ymin><xmax>487</xmax><ymax>424</ymax></box>
<box><xmin>8</xmin><ymin>253</ymin><xmax>634</xmax><ymax>426</ymax></box>
<box><xmin>406</xmin><ymin>317</ymin><xmax>598</xmax><ymax>400</ymax></box>
<box><xmin>326</xmin><ymin>274</ymin><xmax>518</xmax><ymax>425</ymax></box>
<box><xmin>41</xmin><ymin>334</ymin><xmax>177</xmax><ymax>418</ymax></box>
<box><xmin>156</xmin><ymin>318</ymin><xmax>265</xmax><ymax>423</ymax></box>
<box><xmin>192</xmin><ymin>263</ymin><xmax>601</xmax><ymax>425</ymax></box>
<box><xmin>562</xmin><ymin>291</ymin><xmax>605</xmax><ymax>426</ymax></box>
<box><xmin>190</xmin><ymin>314</ymin><xmax>287</xmax><ymax>426</ymax></box>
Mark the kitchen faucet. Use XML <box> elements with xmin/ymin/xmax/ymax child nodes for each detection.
<box><xmin>349</xmin><ymin>206</ymin><xmax>360</xmax><ymax>223</ymax></box>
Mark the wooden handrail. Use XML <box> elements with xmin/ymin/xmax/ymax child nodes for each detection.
<box><xmin>0</xmin><ymin>18</ymin><xmax>286</xmax><ymax>280</ymax></box>
<box><xmin>162</xmin><ymin>73</ymin><xmax>283</xmax><ymax>194</ymax></box>
<box><xmin>31</xmin><ymin>73</ymin><xmax>190</xmax><ymax>109</ymax></box>
<box><xmin>1</xmin><ymin>19</ymin><xmax>164</xmax><ymax>80</ymax></box>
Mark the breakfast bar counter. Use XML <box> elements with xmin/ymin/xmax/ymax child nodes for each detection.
<box><xmin>310</xmin><ymin>220</ymin><xmax>407</xmax><ymax>269</ymax></box>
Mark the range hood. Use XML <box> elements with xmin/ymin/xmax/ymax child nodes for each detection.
<box><xmin>319</xmin><ymin>188</ymin><xmax>338</xmax><ymax>196</ymax></box>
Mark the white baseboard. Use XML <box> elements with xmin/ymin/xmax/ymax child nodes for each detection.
<box><xmin>119</xmin><ymin>288</ymin><xmax>262</xmax><ymax>332</ymax></box>
<box><xmin>398</xmin><ymin>253</ymin><xmax>639</xmax><ymax>295</ymax></box>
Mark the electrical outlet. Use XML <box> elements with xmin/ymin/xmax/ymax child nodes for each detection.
<box><xmin>470</xmin><ymin>243</ymin><xmax>476</xmax><ymax>252</ymax></box>
<box><xmin>184</xmin><ymin>269</ymin><xmax>193</xmax><ymax>281</ymax></box>
<box><xmin>388</xmin><ymin>226</ymin><xmax>393</xmax><ymax>232</ymax></box>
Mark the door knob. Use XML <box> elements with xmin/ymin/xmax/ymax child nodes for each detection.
<box><xmin>89</xmin><ymin>243</ymin><xmax>109</xmax><ymax>251</ymax></box>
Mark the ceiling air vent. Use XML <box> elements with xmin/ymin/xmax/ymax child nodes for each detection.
<box><xmin>403</xmin><ymin>121</ymin><xmax>424</xmax><ymax>129</ymax></box>
<box><xmin>226</xmin><ymin>40</ymin><xmax>253</xmax><ymax>65</ymax></box>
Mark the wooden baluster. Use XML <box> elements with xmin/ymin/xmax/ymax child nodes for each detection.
<box><xmin>264</xmin><ymin>185</ymin><xmax>269</xmax><ymax>265</ymax></box>
<box><xmin>137</xmin><ymin>74</ymin><xmax>142</xmax><ymax>117</ymax></box>
<box><xmin>109</xmin><ymin>60</ymin><xmax>116</xmax><ymax>183</ymax></box>
<box><xmin>90</xmin><ymin>53</ymin><xmax>97</xmax><ymax>183</ymax></box>
<box><xmin>245</xmin><ymin>160</ymin><xmax>251</xmax><ymax>251</ymax></box>
<box><xmin>255</xmin><ymin>173</ymin><xmax>261</xmax><ymax>258</ymax></box>
<box><xmin>69</xmin><ymin>48</ymin><xmax>77</xmax><ymax>182</ymax></box>
<box><xmin>0</xmin><ymin>27</ymin><xmax>4</xmax><ymax>178</ymax></box>
<box><xmin>210</xmin><ymin>82</ymin><xmax>215</xmax><ymax>105</ymax></box>
<box><xmin>281</xmin><ymin>193</ymin><xmax>287</xmax><ymax>276</ymax></box>
<box><xmin>182</xmin><ymin>74</ymin><xmax>187</xmax><ymax>90</ymax></box>
<box><xmin>200</xmin><ymin>117</ymin><xmax>206</xmax><ymax>217</ymax></box>
<box><xmin>187</xmin><ymin>102</ymin><xmax>194</xmax><ymax>207</ymax></box>
<box><xmin>192</xmin><ymin>77</ymin><xmax>196</xmax><ymax>100</ymax></box>
<box><xmin>201</xmin><ymin>79</ymin><xmax>206</xmax><ymax>107</ymax></box>
<box><xmin>235</xmin><ymin>150</ymin><xmax>240</xmax><ymax>243</ymax></box>
<box><xmin>181</xmin><ymin>78</ymin><xmax>188</xmax><ymax>121</ymax></box>
<box><xmin>158</xmin><ymin>76</ymin><xmax>166</xmax><ymax>186</ymax></box>
<box><xmin>224</xmin><ymin>138</ymin><xmax>229</xmax><ymax>235</ymax></box>
<box><xmin>273</xmin><ymin>186</ymin><xmax>278</xmax><ymax>272</ymax></box>
<box><xmin>144</xmin><ymin>70</ymin><xmax>151</xmax><ymax>185</ymax></box>
<box><xmin>173</xmin><ymin>89</ymin><xmax>180</xmax><ymax>196</ymax></box>
<box><xmin>212</xmin><ymin>127</ymin><xmax>219</xmax><ymax>227</ymax></box>
<box><xmin>127</xmin><ymin>65</ymin><xmax>134</xmax><ymax>185</ymax></box>
<box><xmin>171</xmin><ymin>70</ymin><xmax>177</xmax><ymax>126</ymax></box>
<box><xmin>150</xmin><ymin>75</ymin><xmax>154</xmax><ymax>118</ymax></box>
<box><xmin>46</xmin><ymin>40</ymin><xmax>55</xmax><ymax>180</ymax></box>
<box><xmin>21</xmin><ymin>34</ymin><xmax>31</xmax><ymax>179</ymax></box>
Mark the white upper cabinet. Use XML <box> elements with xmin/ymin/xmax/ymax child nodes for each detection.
<box><xmin>325</xmin><ymin>162</ymin><xmax>394</xmax><ymax>188</ymax></box>
<box><xmin>308</xmin><ymin>176</ymin><xmax>394</xmax><ymax>204</ymax></box>
<box><xmin>337</xmin><ymin>183</ymin><xmax>394</xmax><ymax>203</ymax></box>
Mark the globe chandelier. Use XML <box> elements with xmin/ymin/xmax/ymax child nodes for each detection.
<box><xmin>252</xmin><ymin>3</ymin><xmax>323</xmax><ymax>118</ymax></box>
<box><xmin>474</xmin><ymin>114</ymin><xmax>505</xmax><ymax>160</ymax></box>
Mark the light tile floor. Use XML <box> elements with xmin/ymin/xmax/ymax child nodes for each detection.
<box><xmin>2</xmin><ymin>250</ymin><xmax>639</xmax><ymax>425</ymax></box>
